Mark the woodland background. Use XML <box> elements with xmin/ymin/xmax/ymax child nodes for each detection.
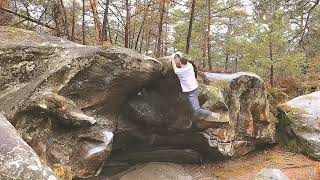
<box><xmin>0</xmin><ymin>0</ymin><xmax>319</xmax><ymax>100</ymax></box>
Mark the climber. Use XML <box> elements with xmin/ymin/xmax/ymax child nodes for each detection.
<box><xmin>172</xmin><ymin>53</ymin><xmax>220</xmax><ymax>129</ymax></box>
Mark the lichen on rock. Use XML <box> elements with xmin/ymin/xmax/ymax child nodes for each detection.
<box><xmin>0</xmin><ymin>114</ymin><xmax>57</xmax><ymax>180</ymax></box>
<box><xmin>278</xmin><ymin>91</ymin><xmax>320</xmax><ymax>159</ymax></box>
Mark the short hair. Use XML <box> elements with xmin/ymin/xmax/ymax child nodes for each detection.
<box><xmin>180</xmin><ymin>57</ymin><xmax>188</xmax><ymax>65</ymax></box>
<box><xmin>174</xmin><ymin>54</ymin><xmax>181</xmax><ymax>59</ymax></box>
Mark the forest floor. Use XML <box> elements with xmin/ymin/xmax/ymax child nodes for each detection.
<box><xmin>184</xmin><ymin>145</ymin><xmax>320</xmax><ymax>180</ymax></box>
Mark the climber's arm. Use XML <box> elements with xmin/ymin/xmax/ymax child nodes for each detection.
<box><xmin>171</xmin><ymin>58</ymin><xmax>180</xmax><ymax>73</ymax></box>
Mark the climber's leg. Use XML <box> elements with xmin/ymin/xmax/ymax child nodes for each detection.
<box><xmin>185</xmin><ymin>88</ymin><xmax>201</xmax><ymax>113</ymax></box>
<box><xmin>185</xmin><ymin>88</ymin><xmax>220</xmax><ymax>129</ymax></box>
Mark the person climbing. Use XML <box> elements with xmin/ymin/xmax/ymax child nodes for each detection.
<box><xmin>172</xmin><ymin>53</ymin><xmax>220</xmax><ymax>129</ymax></box>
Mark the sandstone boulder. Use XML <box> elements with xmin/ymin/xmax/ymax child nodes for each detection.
<box><xmin>0</xmin><ymin>27</ymin><xmax>277</xmax><ymax>178</ymax></box>
<box><xmin>102</xmin><ymin>69</ymin><xmax>277</xmax><ymax>175</ymax></box>
<box><xmin>0</xmin><ymin>114</ymin><xmax>57</xmax><ymax>180</ymax></box>
<box><xmin>203</xmin><ymin>72</ymin><xmax>276</xmax><ymax>142</ymax></box>
<box><xmin>278</xmin><ymin>91</ymin><xmax>320</xmax><ymax>159</ymax></box>
<box><xmin>0</xmin><ymin>27</ymin><xmax>161</xmax><ymax>178</ymax></box>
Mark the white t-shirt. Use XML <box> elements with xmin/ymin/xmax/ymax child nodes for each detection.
<box><xmin>175</xmin><ymin>62</ymin><xmax>198</xmax><ymax>92</ymax></box>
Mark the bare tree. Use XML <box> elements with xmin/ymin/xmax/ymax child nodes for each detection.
<box><xmin>186</xmin><ymin>0</ymin><xmax>196</xmax><ymax>54</ymax></box>
<box><xmin>135</xmin><ymin>1</ymin><xmax>151</xmax><ymax>50</ymax></box>
<box><xmin>207</xmin><ymin>0</ymin><xmax>213</xmax><ymax>71</ymax></box>
<box><xmin>0</xmin><ymin>0</ymin><xmax>11</xmax><ymax>25</ymax></box>
<box><xmin>125</xmin><ymin>0</ymin><xmax>130</xmax><ymax>48</ymax></box>
<box><xmin>299</xmin><ymin>0</ymin><xmax>320</xmax><ymax>47</ymax></box>
<box><xmin>71</xmin><ymin>0</ymin><xmax>76</xmax><ymax>41</ymax></box>
<box><xmin>59</xmin><ymin>0</ymin><xmax>70</xmax><ymax>39</ymax></box>
<box><xmin>269</xmin><ymin>39</ymin><xmax>274</xmax><ymax>87</ymax></box>
<box><xmin>90</xmin><ymin>0</ymin><xmax>102</xmax><ymax>44</ymax></box>
<box><xmin>101</xmin><ymin>0</ymin><xmax>111</xmax><ymax>43</ymax></box>
<box><xmin>202</xmin><ymin>29</ymin><xmax>207</xmax><ymax>69</ymax></box>
<box><xmin>225</xmin><ymin>17</ymin><xmax>232</xmax><ymax>71</ymax></box>
<box><xmin>156</xmin><ymin>0</ymin><xmax>165</xmax><ymax>58</ymax></box>
<box><xmin>82</xmin><ymin>0</ymin><xmax>86</xmax><ymax>45</ymax></box>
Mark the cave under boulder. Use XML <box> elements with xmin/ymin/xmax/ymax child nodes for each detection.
<box><xmin>278</xmin><ymin>91</ymin><xmax>320</xmax><ymax>159</ymax></box>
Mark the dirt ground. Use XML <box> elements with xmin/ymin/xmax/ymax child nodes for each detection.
<box><xmin>184</xmin><ymin>146</ymin><xmax>320</xmax><ymax>180</ymax></box>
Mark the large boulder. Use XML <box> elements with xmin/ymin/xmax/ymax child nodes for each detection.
<box><xmin>278</xmin><ymin>91</ymin><xmax>320</xmax><ymax>159</ymax></box>
<box><xmin>0</xmin><ymin>27</ymin><xmax>277</xmax><ymax>178</ymax></box>
<box><xmin>0</xmin><ymin>27</ymin><xmax>161</xmax><ymax>178</ymax></box>
<box><xmin>0</xmin><ymin>114</ymin><xmax>57</xmax><ymax>179</ymax></box>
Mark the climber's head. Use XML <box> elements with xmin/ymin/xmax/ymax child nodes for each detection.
<box><xmin>180</xmin><ymin>57</ymin><xmax>188</xmax><ymax>65</ymax></box>
<box><xmin>174</xmin><ymin>54</ymin><xmax>182</xmax><ymax>68</ymax></box>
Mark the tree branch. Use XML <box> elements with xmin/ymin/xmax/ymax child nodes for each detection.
<box><xmin>0</xmin><ymin>7</ymin><xmax>55</xmax><ymax>30</ymax></box>
<box><xmin>299</xmin><ymin>0</ymin><xmax>319</xmax><ymax>44</ymax></box>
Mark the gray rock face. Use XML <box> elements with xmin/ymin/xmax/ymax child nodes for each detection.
<box><xmin>110</xmin><ymin>162</ymin><xmax>193</xmax><ymax>180</ymax></box>
<box><xmin>0</xmin><ymin>114</ymin><xmax>58</xmax><ymax>180</ymax></box>
<box><xmin>278</xmin><ymin>91</ymin><xmax>320</xmax><ymax>159</ymax></box>
<box><xmin>0</xmin><ymin>27</ymin><xmax>277</xmax><ymax>178</ymax></box>
<box><xmin>0</xmin><ymin>27</ymin><xmax>160</xmax><ymax>178</ymax></box>
<box><xmin>256</xmin><ymin>168</ymin><xmax>288</xmax><ymax>180</ymax></box>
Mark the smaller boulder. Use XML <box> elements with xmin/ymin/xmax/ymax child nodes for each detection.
<box><xmin>256</xmin><ymin>168</ymin><xmax>288</xmax><ymax>180</ymax></box>
<box><xmin>278</xmin><ymin>91</ymin><xmax>320</xmax><ymax>159</ymax></box>
<box><xmin>0</xmin><ymin>114</ymin><xmax>57</xmax><ymax>180</ymax></box>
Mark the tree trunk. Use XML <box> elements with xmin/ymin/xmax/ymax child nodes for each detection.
<box><xmin>145</xmin><ymin>30</ymin><xmax>152</xmax><ymax>54</ymax></box>
<box><xmin>101</xmin><ymin>0</ymin><xmax>110</xmax><ymax>44</ymax></box>
<box><xmin>114</xmin><ymin>23</ymin><xmax>120</xmax><ymax>45</ymax></box>
<box><xmin>154</xmin><ymin>36</ymin><xmax>158</xmax><ymax>56</ymax></box>
<box><xmin>164</xmin><ymin>21</ymin><xmax>168</xmax><ymax>56</ymax></box>
<box><xmin>82</xmin><ymin>0</ymin><xmax>86</xmax><ymax>45</ymax></box>
<box><xmin>156</xmin><ymin>0</ymin><xmax>165</xmax><ymax>58</ymax></box>
<box><xmin>53</xmin><ymin>4</ymin><xmax>62</xmax><ymax>36</ymax></box>
<box><xmin>130</xmin><ymin>0</ymin><xmax>141</xmax><ymax>48</ymax></box>
<box><xmin>269</xmin><ymin>41</ymin><xmax>274</xmax><ymax>87</ymax></box>
<box><xmin>107</xmin><ymin>20</ymin><xmax>112</xmax><ymax>43</ymax></box>
<box><xmin>185</xmin><ymin>0</ymin><xmax>196</xmax><ymax>54</ymax></box>
<box><xmin>202</xmin><ymin>29</ymin><xmax>207</xmax><ymax>69</ymax></box>
<box><xmin>135</xmin><ymin>1</ymin><xmax>151</xmax><ymax>50</ymax></box>
<box><xmin>207</xmin><ymin>0</ymin><xmax>213</xmax><ymax>71</ymax></box>
<box><xmin>0</xmin><ymin>0</ymin><xmax>11</xmax><ymax>25</ymax></box>
<box><xmin>234</xmin><ymin>58</ymin><xmax>238</xmax><ymax>72</ymax></box>
<box><xmin>163</xmin><ymin>2</ymin><xmax>169</xmax><ymax>56</ymax></box>
<box><xmin>139</xmin><ymin>29</ymin><xmax>144</xmax><ymax>53</ymax></box>
<box><xmin>130</xmin><ymin>20</ymin><xmax>135</xmax><ymax>48</ymax></box>
<box><xmin>90</xmin><ymin>0</ymin><xmax>101</xmax><ymax>44</ymax></box>
<box><xmin>125</xmin><ymin>0</ymin><xmax>130</xmax><ymax>48</ymax></box>
<box><xmin>71</xmin><ymin>0</ymin><xmax>76</xmax><ymax>41</ymax></box>
<box><xmin>225</xmin><ymin>17</ymin><xmax>232</xmax><ymax>72</ymax></box>
<box><xmin>225</xmin><ymin>53</ymin><xmax>229</xmax><ymax>72</ymax></box>
<box><xmin>59</xmin><ymin>0</ymin><xmax>70</xmax><ymax>39</ymax></box>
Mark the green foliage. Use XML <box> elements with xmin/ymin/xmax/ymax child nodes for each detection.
<box><xmin>5</xmin><ymin>0</ymin><xmax>320</xmax><ymax>85</ymax></box>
